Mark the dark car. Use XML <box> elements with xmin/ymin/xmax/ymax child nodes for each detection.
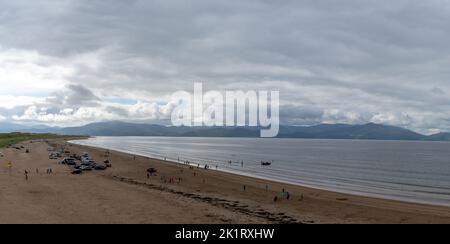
<box><xmin>71</xmin><ymin>169</ymin><xmax>82</xmax><ymax>175</ymax></box>
<box><xmin>147</xmin><ymin>168</ymin><xmax>157</xmax><ymax>175</ymax></box>
<box><xmin>62</xmin><ymin>158</ymin><xmax>77</xmax><ymax>165</ymax></box>
<box><xmin>94</xmin><ymin>164</ymin><xmax>107</xmax><ymax>170</ymax></box>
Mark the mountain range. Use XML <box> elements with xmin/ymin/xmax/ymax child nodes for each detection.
<box><xmin>1</xmin><ymin>121</ymin><xmax>449</xmax><ymax>141</ymax></box>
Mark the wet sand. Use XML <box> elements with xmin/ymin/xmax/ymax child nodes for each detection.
<box><xmin>0</xmin><ymin>139</ymin><xmax>449</xmax><ymax>224</ymax></box>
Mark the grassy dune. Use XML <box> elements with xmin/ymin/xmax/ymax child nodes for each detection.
<box><xmin>0</xmin><ymin>133</ymin><xmax>82</xmax><ymax>148</ymax></box>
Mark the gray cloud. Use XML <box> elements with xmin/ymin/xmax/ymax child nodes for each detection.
<box><xmin>1</xmin><ymin>0</ymin><xmax>450</xmax><ymax>133</ymax></box>
<box><xmin>46</xmin><ymin>83</ymin><xmax>100</xmax><ymax>108</ymax></box>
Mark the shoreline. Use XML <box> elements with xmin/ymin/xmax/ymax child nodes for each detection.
<box><xmin>70</xmin><ymin>139</ymin><xmax>450</xmax><ymax>209</ymax></box>
<box><xmin>65</xmin><ymin>139</ymin><xmax>450</xmax><ymax>223</ymax></box>
<box><xmin>1</xmin><ymin>138</ymin><xmax>449</xmax><ymax>223</ymax></box>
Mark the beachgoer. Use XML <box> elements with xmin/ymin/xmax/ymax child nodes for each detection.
<box><xmin>25</xmin><ymin>170</ymin><xmax>28</xmax><ymax>181</ymax></box>
<box><xmin>273</xmin><ymin>196</ymin><xmax>278</xmax><ymax>202</ymax></box>
<box><xmin>287</xmin><ymin>192</ymin><xmax>290</xmax><ymax>200</ymax></box>
<box><xmin>243</xmin><ymin>185</ymin><xmax>246</xmax><ymax>191</ymax></box>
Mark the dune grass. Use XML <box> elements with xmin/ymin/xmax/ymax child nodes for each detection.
<box><xmin>0</xmin><ymin>133</ymin><xmax>79</xmax><ymax>148</ymax></box>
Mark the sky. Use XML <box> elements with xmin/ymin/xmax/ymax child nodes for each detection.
<box><xmin>1</xmin><ymin>0</ymin><xmax>450</xmax><ymax>134</ymax></box>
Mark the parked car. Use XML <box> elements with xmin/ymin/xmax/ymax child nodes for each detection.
<box><xmin>80</xmin><ymin>165</ymin><xmax>93</xmax><ymax>171</ymax></box>
<box><xmin>71</xmin><ymin>169</ymin><xmax>82</xmax><ymax>175</ymax></box>
<box><xmin>147</xmin><ymin>168</ymin><xmax>157</xmax><ymax>176</ymax></box>
<box><xmin>81</xmin><ymin>160</ymin><xmax>95</xmax><ymax>166</ymax></box>
<box><xmin>49</xmin><ymin>152</ymin><xmax>60</xmax><ymax>159</ymax></box>
<box><xmin>94</xmin><ymin>164</ymin><xmax>107</xmax><ymax>170</ymax></box>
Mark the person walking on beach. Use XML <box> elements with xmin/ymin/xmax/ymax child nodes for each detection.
<box><xmin>7</xmin><ymin>161</ymin><xmax>12</xmax><ymax>176</ymax></box>
<box><xmin>243</xmin><ymin>185</ymin><xmax>246</xmax><ymax>191</ymax></box>
<box><xmin>25</xmin><ymin>170</ymin><xmax>29</xmax><ymax>181</ymax></box>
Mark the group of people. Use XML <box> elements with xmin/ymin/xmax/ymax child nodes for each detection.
<box><xmin>160</xmin><ymin>175</ymin><xmax>182</xmax><ymax>184</ymax></box>
<box><xmin>182</xmin><ymin>159</ymin><xmax>220</xmax><ymax>171</ymax></box>
<box><xmin>24</xmin><ymin>167</ymin><xmax>54</xmax><ymax>180</ymax></box>
<box><xmin>144</xmin><ymin>154</ymin><xmax>304</xmax><ymax>204</ymax></box>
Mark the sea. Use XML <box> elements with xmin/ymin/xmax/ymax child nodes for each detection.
<box><xmin>71</xmin><ymin>136</ymin><xmax>450</xmax><ymax>207</ymax></box>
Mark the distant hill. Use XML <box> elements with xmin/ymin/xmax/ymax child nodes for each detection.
<box><xmin>59</xmin><ymin>121</ymin><xmax>261</xmax><ymax>137</ymax></box>
<box><xmin>425</xmin><ymin>132</ymin><xmax>450</xmax><ymax>141</ymax></box>
<box><xmin>277</xmin><ymin>123</ymin><xmax>425</xmax><ymax>140</ymax></box>
<box><xmin>1</xmin><ymin>121</ymin><xmax>449</xmax><ymax>141</ymax></box>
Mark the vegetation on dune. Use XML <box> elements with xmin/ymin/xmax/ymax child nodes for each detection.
<box><xmin>0</xmin><ymin>133</ymin><xmax>83</xmax><ymax>148</ymax></box>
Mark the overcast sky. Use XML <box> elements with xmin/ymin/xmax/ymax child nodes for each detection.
<box><xmin>1</xmin><ymin>0</ymin><xmax>450</xmax><ymax>134</ymax></box>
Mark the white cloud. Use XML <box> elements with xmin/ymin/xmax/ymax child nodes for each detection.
<box><xmin>0</xmin><ymin>48</ymin><xmax>73</xmax><ymax>96</ymax></box>
<box><xmin>8</xmin><ymin>84</ymin><xmax>174</xmax><ymax>126</ymax></box>
<box><xmin>0</xmin><ymin>95</ymin><xmax>45</xmax><ymax>109</ymax></box>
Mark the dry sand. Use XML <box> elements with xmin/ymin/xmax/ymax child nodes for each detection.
<box><xmin>0</xmin><ymin>139</ymin><xmax>449</xmax><ymax>224</ymax></box>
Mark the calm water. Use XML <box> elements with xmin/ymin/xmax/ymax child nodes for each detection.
<box><xmin>71</xmin><ymin>137</ymin><xmax>450</xmax><ymax>207</ymax></box>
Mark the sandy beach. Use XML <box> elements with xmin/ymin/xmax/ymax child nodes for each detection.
<box><xmin>0</xmin><ymin>138</ymin><xmax>449</xmax><ymax>224</ymax></box>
